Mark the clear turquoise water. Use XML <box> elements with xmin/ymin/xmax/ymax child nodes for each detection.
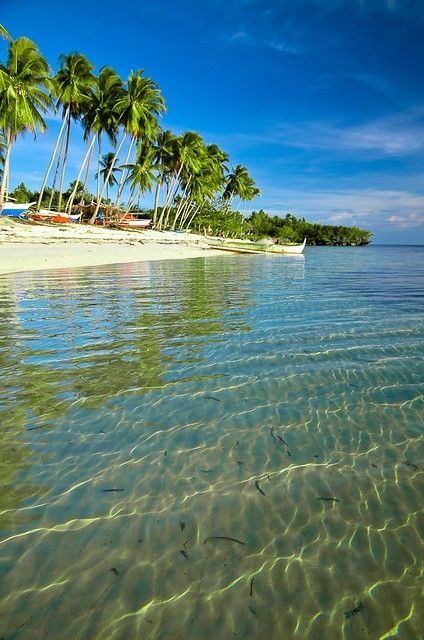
<box><xmin>0</xmin><ymin>246</ymin><xmax>423</xmax><ymax>639</ymax></box>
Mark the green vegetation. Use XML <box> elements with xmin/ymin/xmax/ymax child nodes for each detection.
<box><xmin>0</xmin><ymin>23</ymin><xmax>371</xmax><ymax>244</ymax></box>
<box><xmin>0</xmin><ymin>25</ymin><xmax>259</xmax><ymax>227</ymax></box>
<box><xmin>247</xmin><ymin>210</ymin><xmax>372</xmax><ymax>245</ymax></box>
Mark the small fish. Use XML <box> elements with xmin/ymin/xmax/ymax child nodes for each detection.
<box><xmin>248</xmin><ymin>606</ymin><xmax>257</xmax><ymax>616</ymax></box>
<box><xmin>204</xmin><ymin>396</ymin><xmax>222</xmax><ymax>403</ymax></box>
<box><xmin>255</xmin><ymin>480</ymin><xmax>265</xmax><ymax>496</ymax></box>
<box><xmin>180</xmin><ymin>522</ymin><xmax>185</xmax><ymax>531</ymax></box>
<box><xmin>402</xmin><ymin>460</ymin><xmax>419</xmax><ymax>471</ymax></box>
<box><xmin>164</xmin><ymin>450</ymin><xmax>167</xmax><ymax>456</ymax></box>
<box><xmin>371</xmin><ymin>463</ymin><xmax>378</xmax><ymax>469</ymax></box>
<box><xmin>204</xmin><ymin>536</ymin><xmax>245</xmax><ymax>545</ymax></box>
<box><xmin>103</xmin><ymin>488</ymin><xmax>125</xmax><ymax>492</ymax></box>
<box><xmin>180</xmin><ymin>550</ymin><xmax>189</xmax><ymax>560</ymax></box>
<box><xmin>344</xmin><ymin>601</ymin><xmax>364</xmax><ymax>619</ymax></box>
<box><xmin>318</xmin><ymin>497</ymin><xmax>340</xmax><ymax>502</ymax></box>
<box><xmin>110</xmin><ymin>567</ymin><xmax>119</xmax><ymax>576</ymax></box>
<box><xmin>199</xmin><ymin>468</ymin><xmax>213</xmax><ymax>473</ymax></box>
<box><xmin>276</xmin><ymin>434</ymin><xmax>289</xmax><ymax>447</ymax></box>
<box><xmin>236</xmin><ymin>460</ymin><xmax>243</xmax><ymax>465</ymax></box>
<box><xmin>250</xmin><ymin>577</ymin><xmax>255</xmax><ymax>597</ymax></box>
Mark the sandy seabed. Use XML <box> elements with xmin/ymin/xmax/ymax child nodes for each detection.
<box><xmin>0</xmin><ymin>218</ymin><xmax>224</xmax><ymax>274</ymax></box>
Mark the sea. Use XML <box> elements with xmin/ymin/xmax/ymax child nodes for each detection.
<box><xmin>0</xmin><ymin>245</ymin><xmax>423</xmax><ymax>639</ymax></box>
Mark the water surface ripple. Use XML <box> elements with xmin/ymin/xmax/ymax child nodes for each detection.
<box><xmin>0</xmin><ymin>246</ymin><xmax>423</xmax><ymax>639</ymax></box>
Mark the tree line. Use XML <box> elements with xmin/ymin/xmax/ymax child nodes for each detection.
<box><xmin>0</xmin><ymin>24</ymin><xmax>372</xmax><ymax>243</ymax></box>
<box><xmin>0</xmin><ymin>24</ymin><xmax>259</xmax><ymax>228</ymax></box>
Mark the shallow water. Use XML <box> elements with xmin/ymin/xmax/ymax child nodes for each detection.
<box><xmin>0</xmin><ymin>246</ymin><xmax>423</xmax><ymax>639</ymax></box>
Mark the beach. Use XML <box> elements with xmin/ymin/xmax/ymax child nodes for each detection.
<box><xmin>0</xmin><ymin>218</ymin><xmax>223</xmax><ymax>274</ymax></box>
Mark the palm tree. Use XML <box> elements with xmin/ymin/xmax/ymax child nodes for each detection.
<box><xmin>65</xmin><ymin>66</ymin><xmax>123</xmax><ymax>212</ymax></box>
<box><xmin>37</xmin><ymin>53</ymin><xmax>95</xmax><ymax>212</ymax></box>
<box><xmin>156</xmin><ymin>131</ymin><xmax>205</xmax><ymax>230</ymax></box>
<box><xmin>90</xmin><ymin>69</ymin><xmax>165</xmax><ymax>222</ymax></box>
<box><xmin>113</xmin><ymin>70</ymin><xmax>165</xmax><ymax>206</ymax></box>
<box><xmin>0</xmin><ymin>37</ymin><xmax>52</xmax><ymax>205</ymax></box>
<box><xmin>96</xmin><ymin>151</ymin><xmax>121</xmax><ymax>201</ymax></box>
<box><xmin>175</xmin><ymin>143</ymin><xmax>227</xmax><ymax>230</ymax></box>
<box><xmin>223</xmin><ymin>164</ymin><xmax>260</xmax><ymax>207</ymax></box>
<box><xmin>151</xmin><ymin>129</ymin><xmax>177</xmax><ymax>225</ymax></box>
<box><xmin>120</xmin><ymin>142</ymin><xmax>156</xmax><ymax>218</ymax></box>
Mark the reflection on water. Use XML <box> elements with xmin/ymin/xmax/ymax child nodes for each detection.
<box><xmin>0</xmin><ymin>247</ymin><xmax>423</xmax><ymax>639</ymax></box>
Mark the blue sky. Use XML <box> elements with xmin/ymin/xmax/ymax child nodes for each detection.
<box><xmin>2</xmin><ymin>0</ymin><xmax>424</xmax><ymax>243</ymax></box>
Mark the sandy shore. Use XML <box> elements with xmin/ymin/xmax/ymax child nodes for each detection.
<box><xmin>0</xmin><ymin>218</ymin><xmax>224</xmax><ymax>274</ymax></box>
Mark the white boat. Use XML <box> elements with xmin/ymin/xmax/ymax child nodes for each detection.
<box><xmin>0</xmin><ymin>201</ymin><xmax>36</xmax><ymax>217</ymax></box>
<box><xmin>119</xmin><ymin>216</ymin><xmax>151</xmax><ymax>228</ymax></box>
<box><xmin>209</xmin><ymin>238</ymin><xmax>307</xmax><ymax>255</ymax></box>
<box><xmin>29</xmin><ymin>210</ymin><xmax>82</xmax><ymax>223</ymax></box>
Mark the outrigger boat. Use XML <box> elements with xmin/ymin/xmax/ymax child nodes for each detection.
<box><xmin>119</xmin><ymin>215</ymin><xmax>151</xmax><ymax>228</ymax></box>
<box><xmin>29</xmin><ymin>210</ymin><xmax>82</xmax><ymax>223</ymax></box>
<box><xmin>208</xmin><ymin>238</ymin><xmax>306</xmax><ymax>255</ymax></box>
<box><xmin>0</xmin><ymin>201</ymin><xmax>36</xmax><ymax>217</ymax></box>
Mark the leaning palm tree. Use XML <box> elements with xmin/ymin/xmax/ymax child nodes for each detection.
<box><xmin>112</xmin><ymin>70</ymin><xmax>165</xmax><ymax>206</ymax></box>
<box><xmin>37</xmin><ymin>53</ymin><xmax>95</xmax><ymax>212</ymax></box>
<box><xmin>151</xmin><ymin>129</ymin><xmax>176</xmax><ymax>225</ymax></box>
<box><xmin>120</xmin><ymin>142</ymin><xmax>156</xmax><ymax>218</ymax></box>
<box><xmin>65</xmin><ymin>66</ymin><xmax>123</xmax><ymax>212</ymax></box>
<box><xmin>223</xmin><ymin>164</ymin><xmax>260</xmax><ymax>208</ymax></box>
<box><xmin>90</xmin><ymin>69</ymin><xmax>165</xmax><ymax>223</ymax></box>
<box><xmin>157</xmin><ymin>131</ymin><xmax>206</xmax><ymax>230</ymax></box>
<box><xmin>0</xmin><ymin>37</ymin><xmax>52</xmax><ymax>206</ymax></box>
<box><xmin>96</xmin><ymin>151</ymin><xmax>121</xmax><ymax>201</ymax></box>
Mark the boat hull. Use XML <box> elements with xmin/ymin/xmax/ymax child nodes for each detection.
<box><xmin>0</xmin><ymin>202</ymin><xmax>36</xmax><ymax>217</ymax></box>
<box><xmin>209</xmin><ymin>238</ymin><xmax>306</xmax><ymax>255</ymax></box>
<box><xmin>119</xmin><ymin>218</ymin><xmax>151</xmax><ymax>228</ymax></box>
<box><xmin>29</xmin><ymin>210</ymin><xmax>81</xmax><ymax>223</ymax></box>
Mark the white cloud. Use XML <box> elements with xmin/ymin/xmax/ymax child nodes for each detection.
<box><xmin>251</xmin><ymin>184</ymin><xmax>424</xmax><ymax>233</ymax></box>
<box><xmin>270</xmin><ymin>112</ymin><xmax>424</xmax><ymax>156</ymax></box>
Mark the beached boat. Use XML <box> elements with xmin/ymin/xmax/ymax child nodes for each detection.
<box><xmin>29</xmin><ymin>210</ymin><xmax>82</xmax><ymax>223</ymax></box>
<box><xmin>119</xmin><ymin>215</ymin><xmax>151</xmax><ymax>228</ymax></box>
<box><xmin>209</xmin><ymin>238</ymin><xmax>306</xmax><ymax>255</ymax></box>
<box><xmin>0</xmin><ymin>201</ymin><xmax>36</xmax><ymax>217</ymax></box>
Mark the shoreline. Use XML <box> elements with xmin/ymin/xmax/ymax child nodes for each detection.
<box><xmin>0</xmin><ymin>219</ymin><xmax>223</xmax><ymax>274</ymax></box>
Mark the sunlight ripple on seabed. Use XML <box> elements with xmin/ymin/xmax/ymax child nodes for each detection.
<box><xmin>0</xmin><ymin>248</ymin><xmax>423</xmax><ymax>639</ymax></box>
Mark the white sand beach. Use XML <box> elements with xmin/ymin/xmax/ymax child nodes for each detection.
<box><xmin>0</xmin><ymin>218</ymin><xmax>223</xmax><ymax>274</ymax></box>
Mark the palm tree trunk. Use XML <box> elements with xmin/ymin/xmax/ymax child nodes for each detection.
<box><xmin>119</xmin><ymin>184</ymin><xmax>138</xmax><ymax>220</ymax></box>
<box><xmin>36</xmin><ymin>106</ymin><xmax>70</xmax><ymax>211</ymax></box>
<box><xmin>157</xmin><ymin>164</ymin><xmax>183</xmax><ymax>230</ymax></box>
<box><xmin>79</xmin><ymin>135</ymin><xmax>95</xmax><ymax>205</ymax></box>
<box><xmin>186</xmin><ymin>204</ymin><xmax>200</xmax><ymax>229</ymax></box>
<box><xmin>89</xmin><ymin>130</ymin><xmax>127</xmax><ymax>224</ymax></box>
<box><xmin>96</xmin><ymin>133</ymin><xmax>102</xmax><ymax>203</ymax></box>
<box><xmin>114</xmin><ymin>135</ymin><xmax>135</xmax><ymax>207</ymax></box>
<box><xmin>180</xmin><ymin>199</ymin><xmax>196</xmax><ymax>228</ymax></box>
<box><xmin>57</xmin><ymin>109</ymin><xmax>71</xmax><ymax>212</ymax></box>
<box><xmin>66</xmin><ymin>133</ymin><xmax>96</xmax><ymax>213</ymax></box>
<box><xmin>152</xmin><ymin>172</ymin><xmax>163</xmax><ymax>225</ymax></box>
<box><xmin>48</xmin><ymin>128</ymin><xmax>67</xmax><ymax>210</ymax></box>
<box><xmin>171</xmin><ymin>178</ymin><xmax>191</xmax><ymax>230</ymax></box>
<box><xmin>0</xmin><ymin>130</ymin><xmax>12</xmax><ymax>207</ymax></box>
